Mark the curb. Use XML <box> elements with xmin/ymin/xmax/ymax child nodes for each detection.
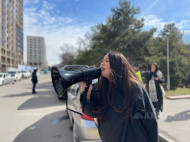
<box><xmin>159</xmin><ymin>129</ymin><xmax>180</xmax><ymax>142</ymax></box>
<box><xmin>165</xmin><ymin>95</ymin><xmax>190</xmax><ymax>100</ymax></box>
<box><xmin>159</xmin><ymin>133</ymin><xmax>176</xmax><ymax>142</ymax></box>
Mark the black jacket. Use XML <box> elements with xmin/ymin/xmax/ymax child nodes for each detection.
<box><xmin>81</xmin><ymin>83</ymin><xmax>158</xmax><ymax>142</ymax></box>
<box><xmin>31</xmin><ymin>72</ymin><xmax>38</xmax><ymax>83</ymax></box>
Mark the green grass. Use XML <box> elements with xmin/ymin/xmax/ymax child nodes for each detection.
<box><xmin>166</xmin><ymin>88</ymin><xmax>190</xmax><ymax>96</ymax></box>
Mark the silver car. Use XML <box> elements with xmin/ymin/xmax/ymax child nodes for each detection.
<box><xmin>67</xmin><ymin>80</ymin><xmax>101</xmax><ymax>142</ymax></box>
<box><xmin>0</xmin><ymin>73</ymin><xmax>15</xmax><ymax>86</ymax></box>
<box><xmin>58</xmin><ymin>65</ymin><xmax>101</xmax><ymax>142</ymax></box>
<box><xmin>7</xmin><ymin>71</ymin><xmax>22</xmax><ymax>81</ymax></box>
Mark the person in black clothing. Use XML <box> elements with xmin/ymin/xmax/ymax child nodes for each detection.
<box><xmin>31</xmin><ymin>69</ymin><xmax>38</xmax><ymax>94</ymax></box>
<box><xmin>80</xmin><ymin>51</ymin><xmax>158</xmax><ymax>142</ymax></box>
<box><xmin>145</xmin><ymin>63</ymin><xmax>165</xmax><ymax>118</ymax></box>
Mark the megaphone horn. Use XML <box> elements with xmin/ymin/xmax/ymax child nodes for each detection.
<box><xmin>51</xmin><ymin>66</ymin><xmax>101</xmax><ymax>98</ymax></box>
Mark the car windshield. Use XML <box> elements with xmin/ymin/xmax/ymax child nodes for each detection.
<box><xmin>7</xmin><ymin>72</ymin><xmax>16</xmax><ymax>75</ymax></box>
<box><xmin>64</xmin><ymin>66</ymin><xmax>88</xmax><ymax>71</ymax></box>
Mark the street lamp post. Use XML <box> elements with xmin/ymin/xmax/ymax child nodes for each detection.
<box><xmin>166</xmin><ymin>32</ymin><xmax>170</xmax><ymax>91</ymax></box>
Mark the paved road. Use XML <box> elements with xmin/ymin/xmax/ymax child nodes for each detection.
<box><xmin>158</xmin><ymin>97</ymin><xmax>190</xmax><ymax>142</ymax></box>
<box><xmin>2</xmin><ymin>72</ymin><xmax>188</xmax><ymax>142</ymax></box>
<box><xmin>0</xmin><ymin>73</ymin><xmax>73</xmax><ymax>142</ymax></box>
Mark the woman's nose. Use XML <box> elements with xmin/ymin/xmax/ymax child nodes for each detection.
<box><xmin>101</xmin><ymin>61</ymin><xmax>105</xmax><ymax>66</ymax></box>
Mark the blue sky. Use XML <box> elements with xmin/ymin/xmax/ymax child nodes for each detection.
<box><xmin>24</xmin><ymin>0</ymin><xmax>190</xmax><ymax>65</ymax></box>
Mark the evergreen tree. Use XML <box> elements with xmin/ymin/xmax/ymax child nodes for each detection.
<box><xmin>145</xmin><ymin>23</ymin><xmax>190</xmax><ymax>89</ymax></box>
<box><xmin>74</xmin><ymin>0</ymin><xmax>155</xmax><ymax>66</ymax></box>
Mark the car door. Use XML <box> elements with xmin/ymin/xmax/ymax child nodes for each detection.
<box><xmin>67</xmin><ymin>83</ymin><xmax>82</xmax><ymax>123</ymax></box>
<box><xmin>67</xmin><ymin>84</ymin><xmax>81</xmax><ymax>111</ymax></box>
<box><xmin>2</xmin><ymin>74</ymin><xmax>6</xmax><ymax>84</ymax></box>
<box><xmin>4</xmin><ymin>74</ymin><xmax>9</xmax><ymax>84</ymax></box>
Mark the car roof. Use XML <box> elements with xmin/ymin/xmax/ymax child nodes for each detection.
<box><xmin>61</xmin><ymin>65</ymin><xmax>89</xmax><ymax>71</ymax></box>
<box><xmin>7</xmin><ymin>71</ymin><xmax>20</xmax><ymax>72</ymax></box>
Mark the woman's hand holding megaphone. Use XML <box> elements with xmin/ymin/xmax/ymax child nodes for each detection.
<box><xmin>80</xmin><ymin>82</ymin><xmax>93</xmax><ymax>102</ymax></box>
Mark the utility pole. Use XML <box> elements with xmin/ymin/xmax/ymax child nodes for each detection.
<box><xmin>166</xmin><ymin>31</ymin><xmax>170</xmax><ymax>91</ymax></box>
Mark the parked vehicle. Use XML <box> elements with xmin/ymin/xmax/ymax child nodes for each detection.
<box><xmin>7</xmin><ymin>71</ymin><xmax>22</xmax><ymax>81</ymax></box>
<box><xmin>43</xmin><ymin>69</ymin><xmax>49</xmax><ymax>74</ymax></box>
<box><xmin>26</xmin><ymin>70</ymin><xmax>31</xmax><ymax>78</ymax></box>
<box><xmin>20</xmin><ymin>70</ymin><xmax>31</xmax><ymax>79</ymax></box>
<box><xmin>17</xmin><ymin>71</ymin><xmax>22</xmax><ymax>80</ymax></box>
<box><xmin>52</xmin><ymin>64</ymin><xmax>101</xmax><ymax>141</ymax></box>
<box><xmin>28</xmin><ymin>70</ymin><xmax>32</xmax><ymax>77</ymax></box>
<box><xmin>36</xmin><ymin>69</ymin><xmax>41</xmax><ymax>76</ymax></box>
<box><xmin>21</xmin><ymin>70</ymin><xmax>27</xmax><ymax>79</ymax></box>
<box><xmin>61</xmin><ymin>65</ymin><xmax>89</xmax><ymax>71</ymax></box>
<box><xmin>0</xmin><ymin>73</ymin><xmax>15</xmax><ymax>86</ymax></box>
<box><xmin>67</xmin><ymin>79</ymin><xmax>101</xmax><ymax>142</ymax></box>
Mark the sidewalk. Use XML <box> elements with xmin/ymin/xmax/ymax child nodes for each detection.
<box><xmin>158</xmin><ymin>95</ymin><xmax>190</xmax><ymax>142</ymax></box>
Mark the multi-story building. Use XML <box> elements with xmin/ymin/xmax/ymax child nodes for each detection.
<box><xmin>27</xmin><ymin>36</ymin><xmax>47</xmax><ymax>69</ymax></box>
<box><xmin>0</xmin><ymin>0</ymin><xmax>23</xmax><ymax>72</ymax></box>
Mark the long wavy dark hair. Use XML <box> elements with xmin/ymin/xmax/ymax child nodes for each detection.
<box><xmin>94</xmin><ymin>51</ymin><xmax>141</xmax><ymax>122</ymax></box>
<box><xmin>151</xmin><ymin>63</ymin><xmax>159</xmax><ymax>72</ymax></box>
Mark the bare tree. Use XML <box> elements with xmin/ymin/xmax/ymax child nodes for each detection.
<box><xmin>77</xmin><ymin>32</ymin><xmax>91</xmax><ymax>50</ymax></box>
<box><xmin>58</xmin><ymin>44</ymin><xmax>76</xmax><ymax>67</ymax></box>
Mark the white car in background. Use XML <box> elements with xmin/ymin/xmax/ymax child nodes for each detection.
<box><xmin>20</xmin><ymin>70</ymin><xmax>31</xmax><ymax>79</ymax></box>
<box><xmin>26</xmin><ymin>70</ymin><xmax>32</xmax><ymax>78</ymax></box>
<box><xmin>7</xmin><ymin>71</ymin><xmax>22</xmax><ymax>82</ymax></box>
<box><xmin>0</xmin><ymin>73</ymin><xmax>15</xmax><ymax>86</ymax></box>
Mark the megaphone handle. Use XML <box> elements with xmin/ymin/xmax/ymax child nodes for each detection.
<box><xmin>82</xmin><ymin>79</ymin><xmax>92</xmax><ymax>112</ymax></box>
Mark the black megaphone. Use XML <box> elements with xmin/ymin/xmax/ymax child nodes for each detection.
<box><xmin>51</xmin><ymin>66</ymin><xmax>101</xmax><ymax>98</ymax></box>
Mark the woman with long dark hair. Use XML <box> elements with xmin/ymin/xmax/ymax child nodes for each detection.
<box><xmin>145</xmin><ymin>63</ymin><xmax>165</xmax><ymax>118</ymax></box>
<box><xmin>81</xmin><ymin>51</ymin><xmax>158</xmax><ymax>142</ymax></box>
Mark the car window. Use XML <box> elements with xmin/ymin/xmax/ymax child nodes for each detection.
<box><xmin>64</xmin><ymin>65</ymin><xmax>88</xmax><ymax>71</ymax></box>
<box><xmin>8</xmin><ymin>72</ymin><xmax>16</xmax><ymax>75</ymax></box>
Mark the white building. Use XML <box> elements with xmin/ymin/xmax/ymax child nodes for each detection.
<box><xmin>27</xmin><ymin>36</ymin><xmax>47</xmax><ymax>69</ymax></box>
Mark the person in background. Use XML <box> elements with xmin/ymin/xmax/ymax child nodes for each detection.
<box><xmin>133</xmin><ymin>63</ymin><xmax>142</xmax><ymax>82</ymax></box>
<box><xmin>80</xmin><ymin>51</ymin><xmax>158</xmax><ymax>142</ymax></box>
<box><xmin>31</xmin><ymin>69</ymin><xmax>38</xmax><ymax>94</ymax></box>
<box><xmin>183</xmin><ymin>74</ymin><xmax>190</xmax><ymax>88</ymax></box>
<box><xmin>145</xmin><ymin>63</ymin><xmax>165</xmax><ymax>118</ymax></box>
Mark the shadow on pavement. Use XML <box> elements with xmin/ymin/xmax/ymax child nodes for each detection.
<box><xmin>18</xmin><ymin>93</ymin><xmax>66</xmax><ymax>110</ymax></box>
<box><xmin>2</xmin><ymin>92</ymin><xmax>36</xmax><ymax>98</ymax></box>
<box><xmin>2</xmin><ymin>82</ymin><xmax>55</xmax><ymax>98</ymax></box>
<box><xmin>1</xmin><ymin>89</ymin><xmax>55</xmax><ymax>98</ymax></box>
<box><xmin>1</xmin><ymin>80</ymin><xmax>67</xmax><ymax>110</ymax></box>
<box><xmin>21</xmin><ymin>82</ymin><xmax>54</xmax><ymax>90</ymax></box>
<box><xmin>165</xmin><ymin>109</ymin><xmax>190</xmax><ymax>122</ymax></box>
<box><xmin>13</xmin><ymin>110</ymin><xmax>73</xmax><ymax>142</ymax></box>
